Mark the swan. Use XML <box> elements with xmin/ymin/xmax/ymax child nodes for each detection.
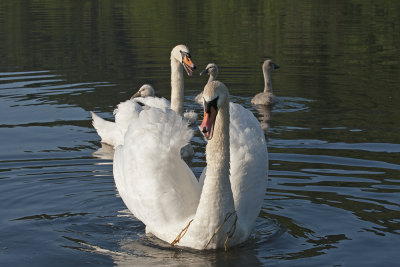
<box><xmin>194</xmin><ymin>63</ymin><xmax>219</xmax><ymax>104</ymax></box>
<box><xmin>130</xmin><ymin>83</ymin><xmax>155</xmax><ymax>98</ymax></box>
<box><xmin>91</xmin><ymin>44</ymin><xmax>197</xmax><ymax>150</ymax></box>
<box><xmin>251</xmin><ymin>59</ymin><xmax>280</xmax><ymax>106</ymax></box>
<box><xmin>113</xmin><ymin>80</ymin><xmax>268</xmax><ymax>250</ymax></box>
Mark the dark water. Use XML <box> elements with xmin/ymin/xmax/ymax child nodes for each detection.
<box><xmin>1</xmin><ymin>1</ymin><xmax>400</xmax><ymax>266</ymax></box>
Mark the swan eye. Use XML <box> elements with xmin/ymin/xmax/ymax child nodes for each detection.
<box><xmin>204</xmin><ymin>96</ymin><xmax>219</xmax><ymax>113</ymax></box>
<box><xmin>179</xmin><ymin>50</ymin><xmax>191</xmax><ymax>60</ymax></box>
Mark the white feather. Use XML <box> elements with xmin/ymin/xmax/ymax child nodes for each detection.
<box><xmin>114</xmin><ymin>107</ymin><xmax>201</xmax><ymax>241</ymax></box>
<box><xmin>91</xmin><ymin>100</ymin><xmax>142</xmax><ymax>147</ymax></box>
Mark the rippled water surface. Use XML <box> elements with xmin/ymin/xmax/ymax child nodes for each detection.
<box><xmin>1</xmin><ymin>1</ymin><xmax>400</xmax><ymax>266</ymax></box>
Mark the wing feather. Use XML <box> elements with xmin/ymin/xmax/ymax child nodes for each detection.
<box><xmin>229</xmin><ymin>103</ymin><xmax>268</xmax><ymax>236</ymax></box>
<box><xmin>113</xmin><ymin>107</ymin><xmax>201</xmax><ymax>239</ymax></box>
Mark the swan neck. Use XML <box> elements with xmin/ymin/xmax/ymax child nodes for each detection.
<box><xmin>171</xmin><ymin>57</ymin><xmax>184</xmax><ymax>115</ymax></box>
<box><xmin>206</xmin><ymin>100</ymin><xmax>230</xmax><ymax>180</ymax></box>
<box><xmin>208</xmin><ymin>73</ymin><xmax>216</xmax><ymax>83</ymax></box>
<box><xmin>263</xmin><ymin>68</ymin><xmax>273</xmax><ymax>93</ymax></box>
<box><xmin>193</xmin><ymin>100</ymin><xmax>234</xmax><ymax>230</ymax></box>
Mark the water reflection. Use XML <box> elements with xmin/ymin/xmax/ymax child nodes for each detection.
<box><xmin>113</xmin><ymin>238</ymin><xmax>263</xmax><ymax>267</ymax></box>
<box><xmin>63</xmin><ymin>222</ymin><xmax>268</xmax><ymax>267</ymax></box>
<box><xmin>92</xmin><ymin>143</ymin><xmax>115</xmax><ymax>161</ymax></box>
<box><xmin>253</xmin><ymin>104</ymin><xmax>272</xmax><ymax>136</ymax></box>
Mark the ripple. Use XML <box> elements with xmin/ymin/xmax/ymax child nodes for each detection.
<box><xmin>271</xmin><ymin>153</ymin><xmax>400</xmax><ymax>170</ymax></box>
<box><xmin>269</xmin><ymin>139</ymin><xmax>400</xmax><ymax>153</ymax></box>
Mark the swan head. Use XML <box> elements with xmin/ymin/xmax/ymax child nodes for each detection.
<box><xmin>171</xmin><ymin>44</ymin><xmax>196</xmax><ymax>76</ymax></box>
<box><xmin>131</xmin><ymin>84</ymin><xmax>155</xmax><ymax>99</ymax></box>
<box><xmin>263</xmin><ymin>59</ymin><xmax>280</xmax><ymax>71</ymax></box>
<box><xmin>200</xmin><ymin>81</ymin><xmax>229</xmax><ymax>140</ymax></box>
<box><xmin>200</xmin><ymin>63</ymin><xmax>219</xmax><ymax>77</ymax></box>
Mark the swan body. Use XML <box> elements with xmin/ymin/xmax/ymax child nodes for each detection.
<box><xmin>91</xmin><ymin>45</ymin><xmax>197</xmax><ymax>155</ymax></box>
<box><xmin>113</xmin><ymin>81</ymin><xmax>268</xmax><ymax>250</ymax></box>
<box><xmin>251</xmin><ymin>59</ymin><xmax>280</xmax><ymax>106</ymax></box>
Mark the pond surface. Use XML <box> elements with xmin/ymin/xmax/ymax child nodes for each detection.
<box><xmin>1</xmin><ymin>1</ymin><xmax>400</xmax><ymax>266</ymax></box>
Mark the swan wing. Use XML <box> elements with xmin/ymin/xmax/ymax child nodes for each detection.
<box><xmin>91</xmin><ymin>111</ymin><xmax>123</xmax><ymax>147</ymax></box>
<box><xmin>113</xmin><ymin>107</ymin><xmax>201</xmax><ymax>242</ymax></box>
<box><xmin>229</xmin><ymin>102</ymin><xmax>268</xmax><ymax>236</ymax></box>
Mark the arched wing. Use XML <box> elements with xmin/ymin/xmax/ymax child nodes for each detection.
<box><xmin>113</xmin><ymin>107</ymin><xmax>201</xmax><ymax>238</ymax></box>
<box><xmin>229</xmin><ymin>103</ymin><xmax>268</xmax><ymax>236</ymax></box>
<box><xmin>91</xmin><ymin>111</ymin><xmax>121</xmax><ymax>147</ymax></box>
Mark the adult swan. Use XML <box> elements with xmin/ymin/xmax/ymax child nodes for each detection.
<box><xmin>113</xmin><ymin>81</ymin><xmax>268</xmax><ymax>250</ymax></box>
<box><xmin>91</xmin><ymin>44</ymin><xmax>197</xmax><ymax>148</ymax></box>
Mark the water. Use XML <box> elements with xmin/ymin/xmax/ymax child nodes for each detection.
<box><xmin>1</xmin><ymin>1</ymin><xmax>399</xmax><ymax>266</ymax></box>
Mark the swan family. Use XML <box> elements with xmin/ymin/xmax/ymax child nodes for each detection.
<box><xmin>91</xmin><ymin>44</ymin><xmax>278</xmax><ymax>250</ymax></box>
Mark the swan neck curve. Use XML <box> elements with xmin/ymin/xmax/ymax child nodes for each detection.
<box><xmin>205</xmin><ymin>99</ymin><xmax>230</xmax><ymax>183</ymax></box>
<box><xmin>191</xmin><ymin>99</ymin><xmax>235</xmax><ymax>246</ymax></box>
<box><xmin>171</xmin><ymin>56</ymin><xmax>184</xmax><ymax>115</ymax></box>
<box><xmin>208</xmin><ymin>73</ymin><xmax>216</xmax><ymax>83</ymax></box>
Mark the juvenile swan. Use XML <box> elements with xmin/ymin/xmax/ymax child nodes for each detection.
<box><xmin>113</xmin><ymin>80</ymin><xmax>268</xmax><ymax>250</ymax></box>
<box><xmin>251</xmin><ymin>59</ymin><xmax>280</xmax><ymax>106</ymax></box>
<box><xmin>195</xmin><ymin>63</ymin><xmax>219</xmax><ymax>104</ymax></box>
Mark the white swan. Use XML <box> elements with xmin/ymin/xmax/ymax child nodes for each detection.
<box><xmin>251</xmin><ymin>59</ymin><xmax>280</xmax><ymax>106</ymax></box>
<box><xmin>91</xmin><ymin>44</ymin><xmax>197</xmax><ymax>151</ymax></box>
<box><xmin>194</xmin><ymin>63</ymin><xmax>219</xmax><ymax>104</ymax></box>
<box><xmin>113</xmin><ymin>80</ymin><xmax>268</xmax><ymax>250</ymax></box>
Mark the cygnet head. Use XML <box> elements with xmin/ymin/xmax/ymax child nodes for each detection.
<box><xmin>131</xmin><ymin>84</ymin><xmax>155</xmax><ymax>99</ymax></box>
<box><xmin>263</xmin><ymin>59</ymin><xmax>280</xmax><ymax>71</ymax></box>
<box><xmin>200</xmin><ymin>81</ymin><xmax>229</xmax><ymax>140</ymax></box>
<box><xmin>200</xmin><ymin>63</ymin><xmax>219</xmax><ymax>77</ymax></box>
<box><xmin>171</xmin><ymin>44</ymin><xmax>196</xmax><ymax>76</ymax></box>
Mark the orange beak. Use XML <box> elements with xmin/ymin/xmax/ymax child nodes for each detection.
<box><xmin>200</xmin><ymin>105</ymin><xmax>217</xmax><ymax>140</ymax></box>
<box><xmin>182</xmin><ymin>56</ymin><xmax>196</xmax><ymax>76</ymax></box>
